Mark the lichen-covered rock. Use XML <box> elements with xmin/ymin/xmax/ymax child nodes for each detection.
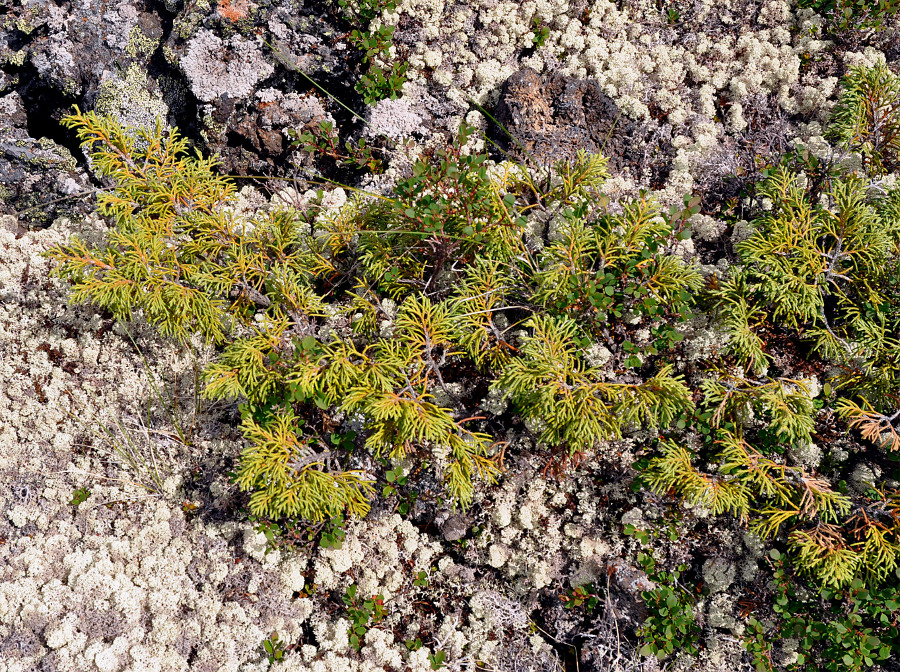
<box><xmin>702</xmin><ymin>557</ymin><xmax>736</xmax><ymax>595</ymax></box>
<box><xmin>365</xmin><ymin>97</ymin><xmax>425</xmax><ymax>142</ymax></box>
<box><xmin>93</xmin><ymin>63</ymin><xmax>170</xmax><ymax>134</ymax></box>
<box><xmin>0</xmin><ymin>92</ymin><xmax>88</xmax><ymax>228</ymax></box>
<box><xmin>7</xmin><ymin>0</ymin><xmax>163</xmax><ymax>99</ymax></box>
<box><xmin>180</xmin><ymin>29</ymin><xmax>274</xmax><ymax>103</ymax></box>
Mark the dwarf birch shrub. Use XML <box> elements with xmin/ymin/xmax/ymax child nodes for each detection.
<box><xmin>800</xmin><ymin>0</ymin><xmax>900</xmax><ymax>34</ymax></box>
<box><xmin>46</xmin><ymin>109</ymin><xmax>700</xmax><ymax>522</ymax></box>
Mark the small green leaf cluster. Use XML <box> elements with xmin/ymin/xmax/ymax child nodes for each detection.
<box><xmin>249</xmin><ymin>515</ymin><xmax>283</xmax><ymax>556</ymax></box>
<box><xmin>319</xmin><ymin>514</ymin><xmax>347</xmax><ymax>549</ymax></box>
<box><xmin>261</xmin><ymin>633</ymin><xmax>286</xmax><ymax>665</ymax></box>
<box><xmin>745</xmin><ymin>551</ymin><xmax>900</xmax><ymax>671</ymax></box>
<box><xmin>336</xmin><ymin>0</ymin><xmax>407</xmax><ymax>104</ymax></box>
<box><xmin>342</xmin><ymin>584</ymin><xmax>386</xmax><ymax>650</ymax></box>
<box><xmin>403</xmin><ymin>636</ymin><xmax>450</xmax><ymax>668</ymax></box>
<box><xmin>624</xmin><ymin>523</ymin><xmax>650</xmax><ymax>545</ymax></box>
<box><xmin>558</xmin><ymin>583</ymin><xmax>601</xmax><ymax>612</ymax></box>
<box><xmin>382</xmin><ymin>465</ymin><xmax>407</xmax><ymax>496</ymax></box>
<box><xmin>69</xmin><ymin>487</ymin><xmax>90</xmax><ymax>506</ymax></box>
<box><xmin>530</xmin><ymin>17</ymin><xmax>549</xmax><ymax>47</ymax></box>
<box><xmin>636</xmin><ymin>553</ymin><xmax>700</xmax><ymax>660</ymax></box>
<box><xmin>798</xmin><ymin>0</ymin><xmax>900</xmax><ymax>34</ymax></box>
<box><xmin>356</xmin><ymin>62</ymin><xmax>409</xmax><ymax>106</ymax></box>
<box><xmin>428</xmin><ymin>651</ymin><xmax>447</xmax><ymax>669</ymax></box>
<box><xmin>381</xmin><ymin>464</ymin><xmax>418</xmax><ymax>515</ymax></box>
<box><xmin>337</xmin><ymin>0</ymin><xmax>389</xmax><ymax>22</ymax></box>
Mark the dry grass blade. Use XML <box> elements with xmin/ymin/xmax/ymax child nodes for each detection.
<box><xmin>64</xmin><ymin>404</ymin><xmax>175</xmax><ymax>497</ymax></box>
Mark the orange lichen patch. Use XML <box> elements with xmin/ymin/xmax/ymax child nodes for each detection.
<box><xmin>218</xmin><ymin>0</ymin><xmax>253</xmax><ymax>22</ymax></box>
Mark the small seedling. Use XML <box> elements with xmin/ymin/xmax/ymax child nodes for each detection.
<box><xmin>319</xmin><ymin>514</ymin><xmax>346</xmax><ymax>550</ymax></box>
<box><xmin>262</xmin><ymin>633</ymin><xmax>285</xmax><ymax>664</ymax></box>
<box><xmin>560</xmin><ymin>583</ymin><xmax>601</xmax><ymax>612</ymax></box>
<box><xmin>350</xmin><ymin>24</ymin><xmax>396</xmax><ymax>64</ymax></box>
<box><xmin>343</xmin><ymin>584</ymin><xmax>386</xmax><ymax>650</ymax></box>
<box><xmin>381</xmin><ymin>465</ymin><xmax>418</xmax><ymax>515</ymax></box>
<box><xmin>531</xmin><ymin>17</ymin><xmax>549</xmax><ymax>47</ymax></box>
<box><xmin>70</xmin><ymin>487</ymin><xmax>90</xmax><ymax>506</ymax></box>
<box><xmin>249</xmin><ymin>515</ymin><xmax>283</xmax><ymax>556</ymax></box>
<box><xmin>624</xmin><ymin>523</ymin><xmax>650</xmax><ymax>545</ymax></box>
<box><xmin>429</xmin><ymin>650</ymin><xmax>447</xmax><ymax>670</ymax></box>
<box><xmin>337</xmin><ymin>0</ymin><xmax>397</xmax><ymax>23</ymax></box>
<box><xmin>382</xmin><ymin>466</ymin><xmax>408</xmax><ymax>496</ymax></box>
<box><xmin>181</xmin><ymin>500</ymin><xmax>200</xmax><ymax>515</ymax></box>
<box><xmin>357</xmin><ymin>62</ymin><xmax>408</xmax><ymax>104</ymax></box>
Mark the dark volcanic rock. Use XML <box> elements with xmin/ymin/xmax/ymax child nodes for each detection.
<box><xmin>494</xmin><ymin>68</ymin><xmax>636</xmax><ymax>170</ymax></box>
<box><xmin>0</xmin><ymin>0</ymin><xmax>358</xmax><ymax>191</ymax></box>
<box><xmin>440</xmin><ymin>513</ymin><xmax>474</xmax><ymax>541</ymax></box>
<box><xmin>493</xmin><ymin>68</ymin><xmax>675</xmax><ymax>186</ymax></box>
<box><xmin>160</xmin><ymin>0</ymin><xmax>357</xmax><ymax>176</ymax></box>
<box><xmin>0</xmin><ymin>92</ymin><xmax>91</xmax><ymax>228</ymax></box>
